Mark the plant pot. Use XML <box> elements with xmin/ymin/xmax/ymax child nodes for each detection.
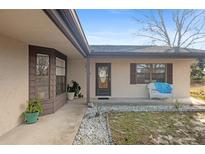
<box><xmin>25</xmin><ymin>112</ymin><xmax>39</xmax><ymax>124</ymax></box>
<box><xmin>68</xmin><ymin>92</ymin><xmax>75</xmax><ymax>100</ymax></box>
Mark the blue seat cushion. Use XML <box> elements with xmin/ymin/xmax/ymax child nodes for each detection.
<box><xmin>154</xmin><ymin>82</ymin><xmax>172</xmax><ymax>93</ymax></box>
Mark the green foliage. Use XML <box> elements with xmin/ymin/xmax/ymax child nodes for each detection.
<box><xmin>67</xmin><ymin>80</ymin><xmax>82</xmax><ymax>97</ymax></box>
<box><xmin>25</xmin><ymin>98</ymin><xmax>43</xmax><ymax>113</ymax></box>
<box><xmin>95</xmin><ymin>102</ymin><xmax>101</xmax><ymax>117</ymax></box>
<box><xmin>191</xmin><ymin>58</ymin><xmax>205</xmax><ymax>81</ymax></box>
<box><xmin>175</xmin><ymin>99</ymin><xmax>182</xmax><ymax>110</ymax></box>
<box><xmin>202</xmin><ymin>96</ymin><xmax>205</xmax><ymax>100</ymax></box>
<box><xmin>190</xmin><ymin>88</ymin><xmax>205</xmax><ymax>101</ymax></box>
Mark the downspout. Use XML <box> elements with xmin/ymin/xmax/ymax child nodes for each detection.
<box><xmin>86</xmin><ymin>57</ymin><xmax>91</xmax><ymax>105</ymax></box>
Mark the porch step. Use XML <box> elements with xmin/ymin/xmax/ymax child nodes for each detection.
<box><xmin>96</xmin><ymin>101</ymin><xmax>175</xmax><ymax>106</ymax></box>
<box><xmin>91</xmin><ymin>97</ymin><xmax>205</xmax><ymax>106</ymax></box>
<box><xmin>91</xmin><ymin>98</ymin><xmax>177</xmax><ymax>106</ymax></box>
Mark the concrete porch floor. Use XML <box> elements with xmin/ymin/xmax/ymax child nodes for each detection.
<box><xmin>0</xmin><ymin>100</ymin><xmax>87</xmax><ymax>145</ymax></box>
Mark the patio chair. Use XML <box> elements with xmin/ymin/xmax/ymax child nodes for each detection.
<box><xmin>147</xmin><ymin>83</ymin><xmax>173</xmax><ymax>99</ymax></box>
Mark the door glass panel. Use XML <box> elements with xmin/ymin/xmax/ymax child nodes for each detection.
<box><xmin>36</xmin><ymin>54</ymin><xmax>50</xmax><ymax>100</ymax></box>
<box><xmin>98</xmin><ymin>66</ymin><xmax>108</xmax><ymax>89</ymax></box>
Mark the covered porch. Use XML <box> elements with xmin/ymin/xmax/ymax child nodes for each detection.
<box><xmin>0</xmin><ymin>9</ymin><xmax>88</xmax><ymax>137</ymax></box>
<box><xmin>0</xmin><ymin>101</ymin><xmax>87</xmax><ymax>144</ymax></box>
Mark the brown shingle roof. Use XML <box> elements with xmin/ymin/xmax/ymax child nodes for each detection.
<box><xmin>89</xmin><ymin>45</ymin><xmax>205</xmax><ymax>58</ymax></box>
<box><xmin>90</xmin><ymin>45</ymin><xmax>205</xmax><ymax>53</ymax></box>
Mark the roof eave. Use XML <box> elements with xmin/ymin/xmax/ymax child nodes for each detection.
<box><xmin>43</xmin><ymin>9</ymin><xmax>90</xmax><ymax>58</ymax></box>
<box><xmin>89</xmin><ymin>52</ymin><xmax>205</xmax><ymax>59</ymax></box>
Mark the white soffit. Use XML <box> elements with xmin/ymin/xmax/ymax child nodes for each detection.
<box><xmin>0</xmin><ymin>9</ymin><xmax>84</xmax><ymax>59</ymax></box>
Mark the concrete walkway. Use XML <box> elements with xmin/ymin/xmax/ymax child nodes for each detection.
<box><xmin>0</xmin><ymin>101</ymin><xmax>87</xmax><ymax>145</ymax></box>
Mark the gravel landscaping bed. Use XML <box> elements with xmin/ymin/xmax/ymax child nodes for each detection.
<box><xmin>73</xmin><ymin>104</ymin><xmax>205</xmax><ymax>145</ymax></box>
<box><xmin>73</xmin><ymin>107</ymin><xmax>111</xmax><ymax>145</ymax></box>
<box><xmin>95</xmin><ymin>104</ymin><xmax>205</xmax><ymax>113</ymax></box>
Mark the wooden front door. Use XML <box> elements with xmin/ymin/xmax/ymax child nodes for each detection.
<box><xmin>96</xmin><ymin>63</ymin><xmax>111</xmax><ymax>96</ymax></box>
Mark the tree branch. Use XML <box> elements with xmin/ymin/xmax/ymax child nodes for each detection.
<box><xmin>134</xmin><ymin>10</ymin><xmax>205</xmax><ymax>48</ymax></box>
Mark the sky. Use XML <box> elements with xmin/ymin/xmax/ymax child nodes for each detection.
<box><xmin>77</xmin><ymin>9</ymin><xmax>205</xmax><ymax>49</ymax></box>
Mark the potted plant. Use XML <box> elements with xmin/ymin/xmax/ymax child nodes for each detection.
<box><xmin>72</xmin><ymin>80</ymin><xmax>82</xmax><ymax>98</ymax></box>
<box><xmin>23</xmin><ymin>98</ymin><xmax>43</xmax><ymax>124</ymax></box>
<box><xmin>67</xmin><ymin>83</ymin><xmax>75</xmax><ymax>100</ymax></box>
<box><xmin>67</xmin><ymin>80</ymin><xmax>82</xmax><ymax>100</ymax></box>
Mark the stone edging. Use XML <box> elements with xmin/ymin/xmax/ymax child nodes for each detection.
<box><xmin>99</xmin><ymin>105</ymin><xmax>205</xmax><ymax>113</ymax></box>
<box><xmin>105</xmin><ymin>113</ymin><xmax>113</xmax><ymax>145</ymax></box>
<box><xmin>72</xmin><ymin>111</ymin><xmax>87</xmax><ymax>145</ymax></box>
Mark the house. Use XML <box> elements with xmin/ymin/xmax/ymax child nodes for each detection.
<box><xmin>0</xmin><ymin>9</ymin><xmax>205</xmax><ymax>137</ymax></box>
<box><xmin>89</xmin><ymin>45</ymin><xmax>204</xmax><ymax>100</ymax></box>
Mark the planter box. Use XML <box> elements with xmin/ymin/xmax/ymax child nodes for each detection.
<box><xmin>68</xmin><ymin>92</ymin><xmax>75</xmax><ymax>100</ymax></box>
<box><xmin>25</xmin><ymin>112</ymin><xmax>39</xmax><ymax>124</ymax></box>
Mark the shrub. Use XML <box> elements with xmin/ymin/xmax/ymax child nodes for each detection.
<box><xmin>175</xmin><ymin>99</ymin><xmax>182</xmax><ymax>111</ymax></box>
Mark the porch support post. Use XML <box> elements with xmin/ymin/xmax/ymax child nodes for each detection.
<box><xmin>86</xmin><ymin>57</ymin><xmax>90</xmax><ymax>105</ymax></box>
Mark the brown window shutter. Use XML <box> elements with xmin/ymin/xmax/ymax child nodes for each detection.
<box><xmin>130</xmin><ymin>63</ymin><xmax>136</xmax><ymax>84</ymax></box>
<box><xmin>167</xmin><ymin>63</ymin><xmax>173</xmax><ymax>84</ymax></box>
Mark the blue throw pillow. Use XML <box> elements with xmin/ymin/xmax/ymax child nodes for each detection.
<box><xmin>154</xmin><ymin>82</ymin><xmax>172</xmax><ymax>93</ymax></box>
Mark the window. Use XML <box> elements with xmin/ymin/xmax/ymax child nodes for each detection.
<box><xmin>36</xmin><ymin>54</ymin><xmax>49</xmax><ymax>76</ymax></box>
<box><xmin>36</xmin><ymin>54</ymin><xmax>50</xmax><ymax>100</ymax></box>
<box><xmin>152</xmin><ymin>64</ymin><xmax>166</xmax><ymax>82</ymax></box>
<box><xmin>135</xmin><ymin>64</ymin><xmax>166</xmax><ymax>84</ymax></box>
<box><xmin>56</xmin><ymin>57</ymin><xmax>66</xmax><ymax>95</ymax></box>
<box><xmin>136</xmin><ymin>64</ymin><xmax>151</xmax><ymax>84</ymax></box>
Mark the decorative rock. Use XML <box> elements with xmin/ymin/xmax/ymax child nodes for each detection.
<box><xmin>73</xmin><ymin>107</ymin><xmax>110</xmax><ymax>145</ymax></box>
<box><xmin>88</xmin><ymin>102</ymin><xmax>94</xmax><ymax>108</ymax></box>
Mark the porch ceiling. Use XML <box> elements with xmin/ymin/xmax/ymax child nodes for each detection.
<box><xmin>0</xmin><ymin>10</ymin><xmax>83</xmax><ymax>59</ymax></box>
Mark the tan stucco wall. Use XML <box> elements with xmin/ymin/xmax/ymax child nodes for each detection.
<box><xmin>173</xmin><ymin>60</ymin><xmax>193</xmax><ymax>98</ymax></box>
<box><xmin>67</xmin><ymin>59</ymin><xmax>87</xmax><ymax>97</ymax></box>
<box><xmin>90</xmin><ymin>58</ymin><xmax>194</xmax><ymax>99</ymax></box>
<box><xmin>0</xmin><ymin>35</ymin><xmax>28</xmax><ymax>136</ymax></box>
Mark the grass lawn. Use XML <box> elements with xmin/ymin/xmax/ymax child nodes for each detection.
<box><xmin>190</xmin><ymin>82</ymin><xmax>205</xmax><ymax>101</ymax></box>
<box><xmin>108</xmin><ymin>112</ymin><xmax>205</xmax><ymax>145</ymax></box>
